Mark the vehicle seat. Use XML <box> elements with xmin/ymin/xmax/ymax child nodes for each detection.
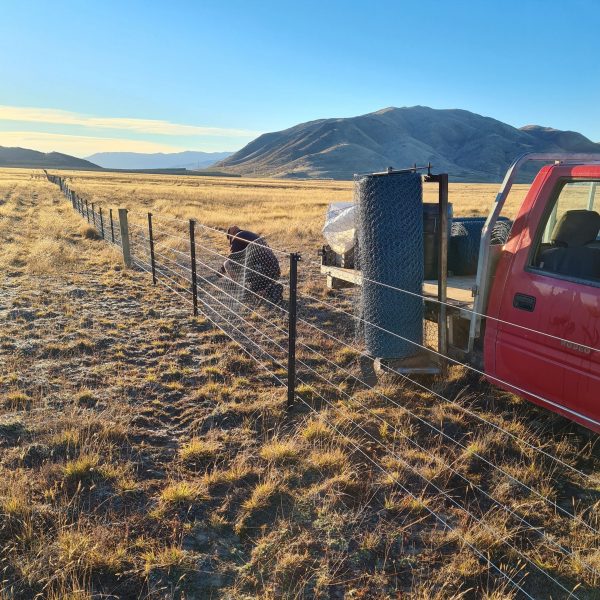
<box><xmin>538</xmin><ymin>210</ymin><xmax>600</xmax><ymax>280</ymax></box>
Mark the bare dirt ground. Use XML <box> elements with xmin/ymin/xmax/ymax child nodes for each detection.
<box><xmin>1</xmin><ymin>170</ymin><xmax>599</xmax><ymax>600</ymax></box>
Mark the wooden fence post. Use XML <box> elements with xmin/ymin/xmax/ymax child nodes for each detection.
<box><xmin>118</xmin><ymin>209</ymin><xmax>133</xmax><ymax>267</ymax></box>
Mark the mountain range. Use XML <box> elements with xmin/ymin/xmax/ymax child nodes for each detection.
<box><xmin>85</xmin><ymin>150</ymin><xmax>232</xmax><ymax>170</ymax></box>
<box><xmin>2</xmin><ymin>107</ymin><xmax>599</xmax><ymax>180</ymax></box>
<box><xmin>216</xmin><ymin>106</ymin><xmax>600</xmax><ymax>181</ymax></box>
<box><xmin>0</xmin><ymin>146</ymin><xmax>100</xmax><ymax>170</ymax></box>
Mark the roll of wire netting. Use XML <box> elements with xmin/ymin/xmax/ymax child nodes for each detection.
<box><xmin>449</xmin><ymin>216</ymin><xmax>513</xmax><ymax>275</ymax></box>
<box><xmin>221</xmin><ymin>238</ymin><xmax>283</xmax><ymax>307</ymax></box>
<box><xmin>356</xmin><ymin>171</ymin><xmax>424</xmax><ymax>359</ymax></box>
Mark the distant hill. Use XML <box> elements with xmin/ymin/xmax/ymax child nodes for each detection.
<box><xmin>85</xmin><ymin>150</ymin><xmax>233</xmax><ymax>170</ymax></box>
<box><xmin>216</xmin><ymin>106</ymin><xmax>600</xmax><ymax>181</ymax></box>
<box><xmin>0</xmin><ymin>146</ymin><xmax>100</xmax><ymax>170</ymax></box>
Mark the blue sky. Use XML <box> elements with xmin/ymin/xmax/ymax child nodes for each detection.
<box><xmin>1</xmin><ymin>0</ymin><xmax>598</xmax><ymax>156</ymax></box>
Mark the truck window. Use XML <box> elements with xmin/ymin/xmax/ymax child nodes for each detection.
<box><xmin>531</xmin><ymin>180</ymin><xmax>600</xmax><ymax>282</ymax></box>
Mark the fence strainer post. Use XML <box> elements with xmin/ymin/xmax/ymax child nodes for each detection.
<box><xmin>287</xmin><ymin>252</ymin><xmax>300</xmax><ymax>409</ymax></box>
<box><xmin>118</xmin><ymin>209</ymin><xmax>132</xmax><ymax>268</ymax></box>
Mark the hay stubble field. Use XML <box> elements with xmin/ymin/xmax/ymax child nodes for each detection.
<box><xmin>0</xmin><ymin>168</ymin><xmax>598</xmax><ymax>600</ymax></box>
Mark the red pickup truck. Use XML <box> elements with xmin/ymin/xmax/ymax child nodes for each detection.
<box><xmin>483</xmin><ymin>157</ymin><xmax>600</xmax><ymax>432</ymax></box>
<box><xmin>321</xmin><ymin>153</ymin><xmax>600</xmax><ymax>432</ymax></box>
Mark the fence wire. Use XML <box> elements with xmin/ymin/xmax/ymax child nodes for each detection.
<box><xmin>47</xmin><ymin>173</ymin><xmax>600</xmax><ymax>598</ymax></box>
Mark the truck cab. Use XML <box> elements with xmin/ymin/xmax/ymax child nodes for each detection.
<box><xmin>484</xmin><ymin>163</ymin><xmax>600</xmax><ymax>431</ymax></box>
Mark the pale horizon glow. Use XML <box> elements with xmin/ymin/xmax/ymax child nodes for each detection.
<box><xmin>0</xmin><ymin>104</ymin><xmax>261</xmax><ymax>156</ymax></box>
<box><xmin>0</xmin><ymin>131</ymin><xmax>190</xmax><ymax>156</ymax></box>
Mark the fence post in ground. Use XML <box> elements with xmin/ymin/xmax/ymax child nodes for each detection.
<box><xmin>147</xmin><ymin>212</ymin><xmax>157</xmax><ymax>284</ymax></box>
<box><xmin>118</xmin><ymin>209</ymin><xmax>133</xmax><ymax>267</ymax></box>
<box><xmin>99</xmin><ymin>207</ymin><xmax>105</xmax><ymax>239</ymax></box>
<box><xmin>85</xmin><ymin>199</ymin><xmax>90</xmax><ymax>223</ymax></box>
<box><xmin>109</xmin><ymin>209</ymin><xmax>115</xmax><ymax>243</ymax></box>
<box><xmin>92</xmin><ymin>203</ymin><xmax>96</xmax><ymax>228</ymax></box>
<box><xmin>437</xmin><ymin>173</ymin><xmax>449</xmax><ymax>357</ymax></box>
<box><xmin>287</xmin><ymin>252</ymin><xmax>300</xmax><ymax>409</ymax></box>
<box><xmin>189</xmin><ymin>219</ymin><xmax>198</xmax><ymax>317</ymax></box>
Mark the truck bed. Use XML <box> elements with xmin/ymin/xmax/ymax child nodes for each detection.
<box><xmin>320</xmin><ymin>264</ymin><xmax>475</xmax><ymax>309</ymax></box>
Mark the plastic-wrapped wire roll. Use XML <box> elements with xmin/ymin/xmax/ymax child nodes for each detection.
<box><xmin>356</xmin><ymin>171</ymin><xmax>424</xmax><ymax>359</ymax></box>
<box><xmin>449</xmin><ymin>217</ymin><xmax>512</xmax><ymax>276</ymax></box>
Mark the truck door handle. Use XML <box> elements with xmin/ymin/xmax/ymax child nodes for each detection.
<box><xmin>513</xmin><ymin>293</ymin><xmax>536</xmax><ymax>312</ymax></box>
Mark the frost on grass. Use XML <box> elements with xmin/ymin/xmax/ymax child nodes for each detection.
<box><xmin>0</xmin><ymin>170</ymin><xmax>598</xmax><ymax>599</ymax></box>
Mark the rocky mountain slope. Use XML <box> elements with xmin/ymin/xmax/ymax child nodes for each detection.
<box><xmin>217</xmin><ymin>106</ymin><xmax>600</xmax><ymax>181</ymax></box>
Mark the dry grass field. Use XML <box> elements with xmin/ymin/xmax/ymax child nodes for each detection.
<box><xmin>46</xmin><ymin>169</ymin><xmax>530</xmax><ymax>251</ymax></box>
<box><xmin>1</xmin><ymin>168</ymin><xmax>599</xmax><ymax>600</ymax></box>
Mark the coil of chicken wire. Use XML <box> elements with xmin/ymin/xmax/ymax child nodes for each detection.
<box><xmin>356</xmin><ymin>171</ymin><xmax>424</xmax><ymax>360</ymax></box>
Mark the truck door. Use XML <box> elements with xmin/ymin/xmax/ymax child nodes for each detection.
<box><xmin>492</xmin><ymin>176</ymin><xmax>600</xmax><ymax>429</ymax></box>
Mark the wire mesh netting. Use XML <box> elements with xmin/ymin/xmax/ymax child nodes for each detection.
<box><xmin>354</xmin><ymin>171</ymin><xmax>424</xmax><ymax>360</ymax></box>
<box><xmin>220</xmin><ymin>238</ymin><xmax>283</xmax><ymax>306</ymax></box>
<box><xmin>449</xmin><ymin>216</ymin><xmax>513</xmax><ymax>275</ymax></box>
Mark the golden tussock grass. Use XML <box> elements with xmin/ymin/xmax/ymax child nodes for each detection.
<box><xmin>178</xmin><ymin>437</ymin><xmax>222</xmax><ymax>462</ymax></box>
<box><xmin>44</xmin><ymin>168</ymin><xmax>530</xmax><ymax>251</ymax></box>
<box><xmin>1</xmin><ymin>168</ymin><xmax>598</xmax><ymax>599</ymax></box>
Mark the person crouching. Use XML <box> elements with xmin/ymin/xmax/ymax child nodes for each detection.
<box><xmin>220</xmin><ymin>226</ymin><xmax>283</xmax><ymax>304</ymax></box>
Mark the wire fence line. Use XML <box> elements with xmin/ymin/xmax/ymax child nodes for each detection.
<box><xmin>46</xmin><ymin>173</ymin><xmax>599</xmax><ymax>598</ymax></box>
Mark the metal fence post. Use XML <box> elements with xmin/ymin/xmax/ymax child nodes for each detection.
<box><xmin>91</xmin><ymin>203</ymin><xmax>96</xmax><ymax>228</ymax></box>
<box><xmin>189</xmin><ymin>219</ymin><xmax>198</xmax><ymax>316</ymax></box>
<box><xmin>118</xmin><ymin>209</ymin><xmax>132</xmax><ymax>267</ymax></box>
<box><xmin>287</xmin><ymin>253</ymin><xmax>300</xmax><ymax>409</ymax></box>
<box><xmin>109</xmin><ymin>209</ymin><xmax>115</xmax><ymax>243</ymax></box>
<box><xmin>99</xmin><ymin>207</ymin><xmax>105</xmax><ymax>239</ymax></box>
<box><xmin>437</xmin><ymin>174</ymin><xmax>449</xmax><ymax>356</ymax></box>
<box><xmin>85</xmin><ymin>199</ymin><xmax>90</xmax><ymax>223</ymax></box>
<box><xmin>148</xmin><ymin>212</ymin><xmax>157</xmax><ymax>284</ymax></box>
